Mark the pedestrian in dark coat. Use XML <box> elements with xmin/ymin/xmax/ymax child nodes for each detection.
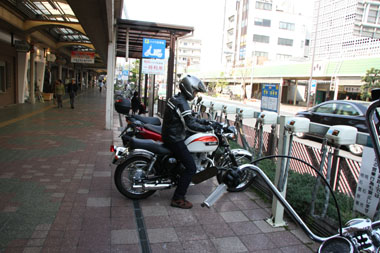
<box><xmin>67</xmin><ymin>79</ymin><xmax>78</xmax><ymax>109</ymax></box>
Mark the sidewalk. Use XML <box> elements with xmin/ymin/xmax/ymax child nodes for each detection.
<box><xmin>0</xmin><ymin>89</ymin><xmax>319</xmax><ymax>252</ymax></box>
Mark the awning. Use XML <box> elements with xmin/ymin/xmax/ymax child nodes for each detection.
<box><xmin>116</xmin><ymin>19</ymin><xmax>194</xmax><ymax>58</ymax></box>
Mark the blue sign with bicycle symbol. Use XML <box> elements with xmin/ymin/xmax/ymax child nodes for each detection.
<box><xmin>142</xmin><ymin>38</ymin><xmax>166</xmax><ymax>59</ymax></box>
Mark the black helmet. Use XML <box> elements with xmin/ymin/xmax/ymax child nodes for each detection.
<box><xmin>179</xmin><ymin>75</ymin><xmax>206</xmax><ymax>101</ymax></box>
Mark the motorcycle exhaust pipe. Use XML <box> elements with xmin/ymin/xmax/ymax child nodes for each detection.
<box><xmin>201</xmin><ymin>184</ymin><xmax>227</xmax><ymax>208</ymax></box>
<box><xmin>133</xmin><ymin>183</ymin><xmax>171</xmax><ymax>190</ymax></box>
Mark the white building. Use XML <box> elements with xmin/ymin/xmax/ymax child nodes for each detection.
<box><xmin>176</xmin><ymin>37</ymin><xmax>202</xmax><ymax>75</ymax></box>
<box><xmin>222</xmin><ymin>0</ymin><xmax>311</xmax><ymax>70</ymax></box>
<box><xmin>311</xmin><ymin>0</ymin><xmax>380</xmax><ymax>60</ymax></box>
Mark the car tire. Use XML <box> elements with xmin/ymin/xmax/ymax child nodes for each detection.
<box><xmin>348</xmin><ymin>144</ymin><xmax>363</xmax><ymax>156</ymax></box>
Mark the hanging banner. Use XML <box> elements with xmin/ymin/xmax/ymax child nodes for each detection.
<box><xmin>71</xmin><ymin>51</ymin><xmax>95</xmax><ymax>64</ymax></box>
<box><xmin>141</xmin><ymin>59</ymin><xmax>165</xmax><ymax>75</ymax></box>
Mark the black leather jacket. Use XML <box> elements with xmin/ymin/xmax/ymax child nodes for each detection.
<box><xmin>162</xmin><ymin>93</ymin><xmax>211</xmax><ymax>144</ymax></box>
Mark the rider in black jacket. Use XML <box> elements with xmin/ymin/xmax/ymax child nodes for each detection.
<box><xmin>162</xmin><ymin>75</ymin><xmax>212</xmax><ymax>209</ymax></box>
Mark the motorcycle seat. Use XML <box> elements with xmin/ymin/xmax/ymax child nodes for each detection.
<box><xmin>144</xmin><ymin>124</ymin><xmax>162</xmax><ymax>134</ymax></box>
<box><xmin>133</xmin><ymin>115</ymin><xmax>161</xmax><ymax>126</ymax></box>
<box><xmin>129</xmin><ymin>137</ymin><xmax>171</xmax><ymax>155</ymax></box>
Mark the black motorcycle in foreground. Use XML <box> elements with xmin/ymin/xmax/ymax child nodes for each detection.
<box><xmin>113</xmin><ymin>121</ymin><xmax>255</xmax><ymax>199</ymax></box>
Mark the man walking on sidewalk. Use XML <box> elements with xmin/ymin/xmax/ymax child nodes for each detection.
<box><xmin>54</xmin><ymin>79</ymin><xmax>65</xmax><ymax>108</ymax></box>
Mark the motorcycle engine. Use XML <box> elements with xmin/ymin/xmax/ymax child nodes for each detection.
<box><xmin>193</xmin><ymin>153</ymin><xmax>211</xmax><ymax>172</ymax></box>
<box><xmin>160</xmin><ymin>156</ymin><xmax>177</xmax><ymax>175</ymax></box>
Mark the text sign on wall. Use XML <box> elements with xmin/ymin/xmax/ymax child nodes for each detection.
<box><xmin>261</xmin><ymin>83</ymin><xmax>279</xmax><ymax>112</ymax></box>
<box><xmin>142</xmin><ymin>38</ymin><xmax>166</xmax><ymax>59</ymax></box>
<box><xmin>142</xmin><ymin>59</ymin><xmax>165</xmax><ymax>75</ymax></box>
<box><xmin>354</xmin><ymin>147</ymin><xmax>380</xmax><ymax>219</ymax></box>
<box><xmin>71</xmin><ymin>51</ymin><xmax>95</xmax><ymax>64</ymax></box>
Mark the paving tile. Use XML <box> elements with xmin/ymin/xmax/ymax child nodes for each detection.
<box><xmin>147</xmin><ymin>228</ymin><xmax>178</xmax><ymax>243</ymax></box>
<box><xmin>269</xmin><ymin>231</ymin><xmax>302</xmax><ymax>247</ymax></box>
<box><xmin>93</xmin><ymin>171</ymin><xmax>111</xmax><ymax>177</ymax></box>
<box><xmin>253</xmin><ymin>220</ymin><xmax>286</xmax><ymax>233</ymax></box>
<box><xmin>228</xmin><ymin>221</ymin><xmax>261</xmax><ymax>235</ymax></box>
<box><xmin>280</xmin><ymin>244</ymin><xmax>314</xmax><ymax>253</ymax></box>
<box><xmin>220</xmin><ymin>211</ymin><xmax>249</xmax><ymax>223</ymax></box>
<box><xmin>143</xmin><ymin>215</ymin><xmax>173</xmax><ymax>229</ymax></box>
<box><xmin>211</xmin><ymin>236</ymin><xmax>248</xmax><ymax>252</ymax></box>
<box><xmin>202</xmin><ymin>223</ymin><xmax>235</xmax><ymax>238</ymax></box>
<box><xmin>86</xmin><ymin>197</ymin><xmax>111</xmax><ymax>207</ymax></box>
<box><xmin>150</xmin><ymin>242</ymin><xmax>183</xmax><ymax>253</ymax></box>
<box><xmin>239</xmin><ymin>233</ymin><xmax>277</xmax><ymax>251</ymax></box>
<box><xmin>111</xmin><ymin>244</ymin><xmax>140</xmax><ymax>253</ymax></box>
<box><xmin>182</xmin><ymin>239</ymin><xmax>217</xmax><ymax>253</ymax></box>
<box><xmin>174</xmin><ymin>225</ymin><xmax>208</xmax><ymax>241</ymax></box>
<box><xmin>142</xmin><ymin>205</ymin><xmax>168</xmax><ymax>217</ymax></box>
<box><xmin>213</xmin><ymin>201</ymin><xmax>240</xmax><ymax>212</ymax></box>
<box><xmin>111</xmin><ymin>229</ymin><xmax>139</xmax><ymax>244</ymax></box>
<box><xmin>242</xmin><ymin>208</ymin><xmax>271</xmax><ymax>221</ymax></box>
<box><xmin>171</xmin><ymin>212</ymin><xmax>200</xmax><ymax>227</ymax></box>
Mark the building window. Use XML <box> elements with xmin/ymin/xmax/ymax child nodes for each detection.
<box><xmin>227</xmin><ymin>42</ymin><xmax>233</xmax><ymax>49</ymax></box>
<box><xmin>228</xmin><ymin>15</ymin><xmax>235</xmax><ymax>22</ymax></box>
<box><xmin>305</xmin><ymin>39</ymin><xmax>310</xmax><ymax>46</ymax></box>
<box><xmin>0</xmin><ymin>61</ymin><xmax>6</xmax><ymax>93</ymax></box>
<box><xmin>255</xmin><ymin>1</ymin><xmax>272</xmax><ymax>10</ymax></box>
<box><xmin>239</xmin><ymin>46</ymin><xmax>246</xmax><ymax>60</ymax></box>
<box><xmin>254</xmin><ymin>18</ymin><xmax>271</xmax><ymax>27</ymax></box>
<box><xmin>276</xmin><ymin>54</ymin><xmax>292</xmax><ymax>60</ymax></box>
<box><xmin>253</xmin><ymin>34</ymin><xmax>270</xmax><ymax>43</ymax></box>
<box><xmin>278</xmin><ymin>38</ymin><xmax>293</xmax><ymax>46</ymax></box>
<box><xmin>253</xmin><ymin>51</ymin><xmax>268</xmax><ymax>57</ymax></box>
<box><xmin>279</xmin><ymin>21</ymin><xmax>295</xmax><ymax>31</ymax></box>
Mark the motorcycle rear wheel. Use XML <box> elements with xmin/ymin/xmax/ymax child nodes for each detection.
<box><xmin>114</xmin><ymin>156</ymin><xmax>156</xmax><ymax>199</ymax></box>
<box><xmin>216</xmin><ymin>153</ymin><xmax>255</xmax><ymax>192</ymax></box>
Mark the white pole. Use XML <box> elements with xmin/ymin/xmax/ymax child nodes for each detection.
<box><xmin>307</xmin><ymin>0</ymin><xmax>322</xmax><ymax>109</ymax></box>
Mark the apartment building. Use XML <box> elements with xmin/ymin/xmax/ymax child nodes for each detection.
<box><xmin>312</xmin><ymin>0</ymin><xmax>380</xmax><ymax>61</ymax></box>
<box><xmin>222</xmin><ymin>0</ymin><xmax>311</xmax><ymax>70</ymax></box>
<box><xmin>176</xmin><ymin>37</ymin><xmax>202</xmax><ymax>75</ymax></box>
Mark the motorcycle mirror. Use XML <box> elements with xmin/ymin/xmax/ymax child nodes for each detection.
<box><xmin>197</xmin><ymin>96</ymin><xmax>202</xmax><ymax>104</ymax></box>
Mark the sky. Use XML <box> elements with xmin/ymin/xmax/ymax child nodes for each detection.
<box><xmin>122</xmin><ymin>0</ymin><xmax>315</xmax><ymax>72</ymax></box>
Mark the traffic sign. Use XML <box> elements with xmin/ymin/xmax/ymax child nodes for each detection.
<box><xmin>142</xmin><ymin>38</ymin><xmax>166</xmax><ymax>59</ymax></box>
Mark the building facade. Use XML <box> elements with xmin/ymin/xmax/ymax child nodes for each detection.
<box><xmin>222</xmin><ymin>0</ymin><xmax>311</xmax><ymax>70</ymax></box>
<box><xmin>176</xmin><ymin>37</ymin><xmax>202</xmax><ymax>75</ymax></box>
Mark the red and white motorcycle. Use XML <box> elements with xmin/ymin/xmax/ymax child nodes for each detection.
<box><xmin>113</xmin><ymin>121</ymin><xmax>255</xmax><ymax>199</ymax></box>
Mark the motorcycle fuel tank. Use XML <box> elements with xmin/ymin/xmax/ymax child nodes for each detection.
<box><xmin>185</xmin><ymin>133</ymin><xmax>219</xmax><ymax>153</ymax></box>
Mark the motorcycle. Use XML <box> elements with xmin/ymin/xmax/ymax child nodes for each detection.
<box><xmin>114</xmin><ymin>98</ymin><xmax>162</xmax><ymax>145</ymax></box>
<box><xmin>201</xmin><ymin>89</ymin><xmax>380</xmax><ymax>252</ymax></box>
<box><xmin>113</xmin><ymin>121</ymin><xmax>255</xmax><ymax>200</ymax></box>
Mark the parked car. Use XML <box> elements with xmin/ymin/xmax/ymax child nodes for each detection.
<box><xmin>295</xmin><ymin>100</ymin><xmax>371</xmax><ymax>156</ymax></box>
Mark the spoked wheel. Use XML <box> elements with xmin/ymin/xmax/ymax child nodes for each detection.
<box><xmin>216</xmin><ymin>153</ymin><xmax>255</xmax><ymax>192</ymax></box>
<box><xmin>114</xmin><ymin>156</ymin><xmax>156</xmax><ymax>199</ymax></box>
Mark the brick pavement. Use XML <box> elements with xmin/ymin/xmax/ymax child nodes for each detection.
<box><xmin>0</xmin><ymin>88</ymin><xmax>320</xmax><ymax>252</ymax></box>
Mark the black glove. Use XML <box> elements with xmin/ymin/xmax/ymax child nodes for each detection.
<box><xmin>206</xmin><ymin>125</ymin><xmax>213</xmax><ymax>131</ymax></box>
<box><xmin>210</xmin><ymin>121</ymin><xmax>221</xmax><ymax>130</ymax></box>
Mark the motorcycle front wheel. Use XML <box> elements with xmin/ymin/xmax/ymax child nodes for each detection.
<box><xmin>216</xmin><ymin>153</ymin><xmax>255</xmax><ymax>192</ymax></box>
<box><xmin>114</xmin><ymin>156</ymin><xmax>156</xmax><ymax>199</ymax></box>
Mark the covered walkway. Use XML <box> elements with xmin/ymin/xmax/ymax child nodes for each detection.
<box><xmin>0</xmin><ymin>89</ymin><xmax>319</xmax><ymax>252</ymax></box>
